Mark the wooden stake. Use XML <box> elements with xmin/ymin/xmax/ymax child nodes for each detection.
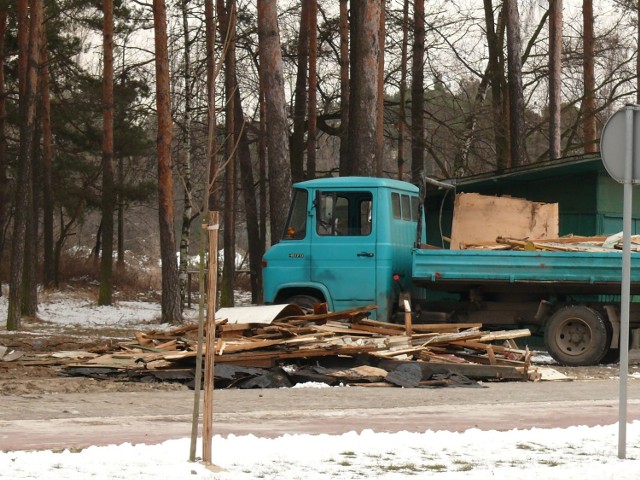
<box><xmin>403</xmin><ymin>297</ymin><xmax>412</xmax><ymax>336</ymax></box>
<box><xmin>203</xmin><ymin>211</ymin><xmax>219</xmax><ymax>464</ymax></box>
<box><xmin>188</xmin><ymin>218</ymin><xmax>208</xmax><ymax>462</ymax></box>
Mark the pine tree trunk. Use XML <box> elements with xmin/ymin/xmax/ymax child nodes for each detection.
<box><xmin>153</xmin><ymin>0</ymin><xmax>182</xmax><ymax>324</ymax></box>
<box><xmin>22</xmin><ymin>94</ymin><xmax>40</xmax><ymax>317</ymax></box>
<box><xmin>258</xmin><ymin>85</ymin><xmax>267</xmax><ymax>252</ymax></box>
<box><xmin>8</xmin><ymin>0</ymin><xmax>42</xmax><ymax>330</ymax></box>
<box><xmin>290</xmin><ymin>1</ymin><xmax>309</xmax><ymax>183</ymax></box>
<box><xmin>234</xmin><ymin>82</ymin><xmax>264</xmax><ymax>304</ymax></box>
<box><xmin>306</xmin><ymin>0</ymin><xmax>317</xmax><ymax>180</ymax></box>
<box><xmin>258</xmin><ymin>0</ymin><xmax>291</xmax><ymax>245</ymax></box>
<box><xmin>339</xmin><ymin>0</ymin><xmax>350</xmax><ymax>175</ymax></box>
<box><xmin>219</xmin><ymin>0</ymin><xmax>236</xmax><ymax>308</ymax></box>
<box><xmin>582</xmin><ymin>0</ymin><xmax>596</xmax><ymax>153</ymax></box>
<box><xmin>549</xmin><ymin>0</ymin><xmax>563</xmax><ymax>160</ymax></box>
<box><xmin>0</xmin><ymin>8</ymin><xmax>8</xmax><ymax>297</ymax></box>
<box><xmin>99</xmin><ymin>0</ymin><xmax>115</xmax><ymax>306</ymax></box>
<box><xmin>506</xmin><ymin>0</ymin><xmax>527</xmax><ymax>167</ymax></box>
<box><xmin>411</xmin><ymin>0</ymin><xmax>425</xmax><ymax>182</ymax></box>
<box><xmin>397</xmin><ymin>0</ymin><xmax>409</xmax><ymax>180</ymax></box>
<box><xmin>375</xmin><ymin>1</ymin><xmax>385</xmax><ymax>177</ymax></box>
<box><xmin>348</xmin><ymin>0</ymin><xmax>381</xmax><ymax>177</ymax></box>
<box><xmin>484</xmin><ymin>0</ymin><xmax>508</xmax><ymax>170</ymax></box>
<box><xmin>41</xmin><ymin>25</ymin><xmax>54</xmax><ymax>289</ymax></box>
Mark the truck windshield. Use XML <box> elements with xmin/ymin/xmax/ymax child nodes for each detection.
<box><xmin>283</xmin><ymin>189</ymin><xmax>308</xmax><ymax>240</ymax></box>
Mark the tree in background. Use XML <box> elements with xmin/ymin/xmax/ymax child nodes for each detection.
<box><xmin>8</xmin><ymin>0</ymin><xmax>42</xmax><ymax>330</ymax></box>
<box><xmin>411</xmin><ymin>0</ymin><xmax>425</xmax><ymax>183</ymax></box>
<box><xmin>397</xmin><ymin>0</ymin><xmax>409</xmax><ymax>180</ymax></box>
<box><xmin>483</xmin><ymin>0</ymin><xmax>508</xmax><ymax>170</ymax></box>
<box><xmin>258</xmin><ymin>0</ymin><xmax>291</xmax><ymax>245</ymax></box>
<box><xmin>290</xmin><ymin>1</ymin><xmax>309</xmax><ymax>183</ymax></box>
<box><xmin>506</xmin><ymin>0</ymin><xmax>526</xmax><ymax>167</ymax></box>
<box><xmin>549</xmin><ymin>0</ymin><xmax>563</xmax><ymax>160</ymax></box>
<box><xmin>40</xmin><ymin>22</ymin><xmax>54</xmax><ymax>289</ymax></box>
<box><xmin>348</xmin><ymin>0</ymin><xmax>381</xmax><ymax>177</ymax></box>
<box><xmin>307</xmin><ymin>0</ymin><xmax>318</xmax><ymax>180</ymax></box>
<box><xmin>582</xmin><ymin>0</ymin><xmax>597</xmax><ymax>153</ymax></box>
<box><xmin>338</xmin><ymin>0</ymin><xmax>349</xmax><ymax>176</ymax></box>
<box><xmin>219</xmin><ymin>0</ymin><xmax>236</xmax><ymax>308</ymax></box>
<box><xmin>0</xmin><ymin>7</ymin><xmax>6</xmax><ymax>297</ymax></box>
<box><xmin>99</xmin><ymin>0</ymin><xmax>115</xmax><ymax>306</ymax></box>
<box><xmin>153</xmin><ymin>0</ymin><xmax>181</xmax><ymax>324</ymax></box>
<box><xmin>177</xmin><ymin>0</ymin><xmax>196</xmax><ymax>310</ymax></box>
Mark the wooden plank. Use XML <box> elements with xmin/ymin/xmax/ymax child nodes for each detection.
<box><xmin>450</xmin><ymin>193</ymin><xmax>558</xmax><ymax>250</ymax></box>
<box><xmin>410</xmin><ymin>323</ymin><xmax>482</xmax><ymax>332</ymax></box>
<box><xmin>422</xmin><ymin>330</ymin><xmax>483</xmax><ymax>345</ymax></box>
<box><xmin>351</xmin><ymin>318</ymin><xmax>405</xmax><ymax>330</ymax></box>
<box><xmin>450</xmin><ymin>340</ymin><xmax>526</xmax><ymax>357</ymax></box>
<box><xmin>276</xmin><ymin>304</ymin><xmax>377</xmax><ymax>324</ymax></box>
<box><xmin>353</xmin><ymin>318</ymin><xmax>483</xmax><ymax>333</ymax></box>
<box><xmin>214</xmin><ymin>344</ymin><xmax>379</xmax><ymax>366</ymax></box>
<box><xmin>486</xmin><ymin>345</ymin><xmax>496</xmax><ymax>365</ymax></box>
<box><xmin>424</xmin><ymin>362</ymin><xmax>529</xmax><ymax>381</ymax></box>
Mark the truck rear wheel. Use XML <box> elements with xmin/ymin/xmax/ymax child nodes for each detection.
<box><xmin>544</xmin><ymin>306</ymin><xmax>609</xmax><ymax>366</ymax></box>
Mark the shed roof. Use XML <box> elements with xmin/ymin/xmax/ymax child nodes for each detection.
<box><xmin>429</xmin><ymin>153</ymin><xmax>604</xmax><ymax>193</ymax></box>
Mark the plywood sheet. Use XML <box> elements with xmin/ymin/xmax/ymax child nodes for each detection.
<box><xmin>450</xmin><ymin>193</ymin><xmax>559</xmax><ymax>250</ymax></box>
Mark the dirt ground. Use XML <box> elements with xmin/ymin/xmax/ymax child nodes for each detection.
<box><xmin>3</xmin><ymin>323</ymin><xmax>640</xmax><ymax>451</ymax></box>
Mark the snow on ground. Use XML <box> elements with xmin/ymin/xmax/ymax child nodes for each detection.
<box><xmin>1</xmin><ymin>292</ymin><xmax>640</xmax><ymax>478</ymax></box>
<box><xmin>0</xmin><ymin>423</ymin><xmax>639</xmax><ymax>479</ymax></box>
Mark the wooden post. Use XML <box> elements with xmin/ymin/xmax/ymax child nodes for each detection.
<box><xmin>403</xmin><ymin>296</ymin><xmax>412</xmax><ymax>336</ymax></box>
<box><xmin>188</xmin><ymin>218</ymin><xmax>208</xmax><ymax>462</ymax></box>
<box><xmin>203</xmin><ymin>211</ymin><xmax>219</xmax><ymax>464</ymax></box>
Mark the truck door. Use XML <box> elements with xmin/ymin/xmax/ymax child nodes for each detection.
<box><xmin>311</xmin><ymin>189</ymin><xmax>377</xmax><ymax>311</ymax></box>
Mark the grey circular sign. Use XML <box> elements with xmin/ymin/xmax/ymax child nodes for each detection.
<box><xmin>600</xmin><ymin>107</ymin><xmax>640</xmax><ymax>184</ymax></box>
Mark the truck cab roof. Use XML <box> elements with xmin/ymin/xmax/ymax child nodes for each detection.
<box><xmin>294</xmin><ymin>176</ymin><xmax>419</xmax><ymax>194</ymax></box>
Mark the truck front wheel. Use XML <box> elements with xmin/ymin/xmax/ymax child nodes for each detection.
<box><xmin>283</xmin><ymin>294</ymin><xmax>322</xmax><ymax>313</ymax></box>
<box><xmin>544</xmin><ymin>306</ymin><xmax>609</xmax><ymax>366</ymax></box>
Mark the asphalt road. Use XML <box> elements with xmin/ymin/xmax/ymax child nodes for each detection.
<box><xmin>2</xmin><ymin>378</ymin><xmax>640</xmax><ymax>451</ymax></box>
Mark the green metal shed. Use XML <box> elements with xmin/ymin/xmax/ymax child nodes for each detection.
<box><xmin>424</xmin><ymin>153</ymin><xmax>640</xmax><ymax>248</ymax></box>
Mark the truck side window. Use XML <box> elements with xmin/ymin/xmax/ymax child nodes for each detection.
<box><xmin>401</xmin><ymin>195</ymin><xmax>411</xmax><ymax>220</ymax></box>
<box><xmin>283</xmin><ymin>189</ymin><xmax>308</xmax><ymax>240</ymax></box>
<box><xmin>391</xmin><ymin>193</ymin><xmax>401</xmax><ymax>219</ymax></box>
<box><xmin>317</xmin><ymin>191</ymin><xmax>372</xmax><ymax>236</ymax></box>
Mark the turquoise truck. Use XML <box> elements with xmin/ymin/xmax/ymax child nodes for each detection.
<box><xmin>261</xmin><ymin>176</ymin><xmax>640</xmax><ymax>366</ymax></box>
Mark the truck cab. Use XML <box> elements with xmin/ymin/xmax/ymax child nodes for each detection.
<box><xmin>262</xmin><ymin>177</ymin><xmax>423</xmax><ymax>320</ymax></box>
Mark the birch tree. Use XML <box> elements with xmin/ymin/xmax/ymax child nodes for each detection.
<box><xmin>506</xmin><ymin>0</ymin><xmax>526</xmax><ymax>167</ymax></box>
<box><xmin>549</xmin><ymin>0</ymin><xmax>563</xmax><ymax>160</ymax></box>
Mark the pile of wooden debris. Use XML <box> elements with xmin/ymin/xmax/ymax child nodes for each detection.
<box><xmin>48</xmin><ymin>304</ymin><xmax>554</xmax><ymax>388</ymax></box>
<box><xmin>460</xmin><ymin>234</ymin><xmax>640</xmax><ymax>252</ymax></box>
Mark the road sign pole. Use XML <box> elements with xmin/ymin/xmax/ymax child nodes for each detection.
<box><xmin>618</xmin><ymin>105</ymin><xmax>635</xmax><ymax>459</ymax></box>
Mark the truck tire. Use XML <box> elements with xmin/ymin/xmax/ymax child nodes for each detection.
<box><xmin>283</xmin><ymin>294</ymin><xmax>322</xmax><ymax>313</ymax></box>
<box><xmin>544</xmin><ymin>306</ymin><xmax>609</xmax><ymax>366</ymax></box>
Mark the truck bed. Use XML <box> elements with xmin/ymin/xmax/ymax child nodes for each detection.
<box><xmin>411</xmin><ymin>249</ymin><xmax>640</xmax><ymax>295</ymax></box>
